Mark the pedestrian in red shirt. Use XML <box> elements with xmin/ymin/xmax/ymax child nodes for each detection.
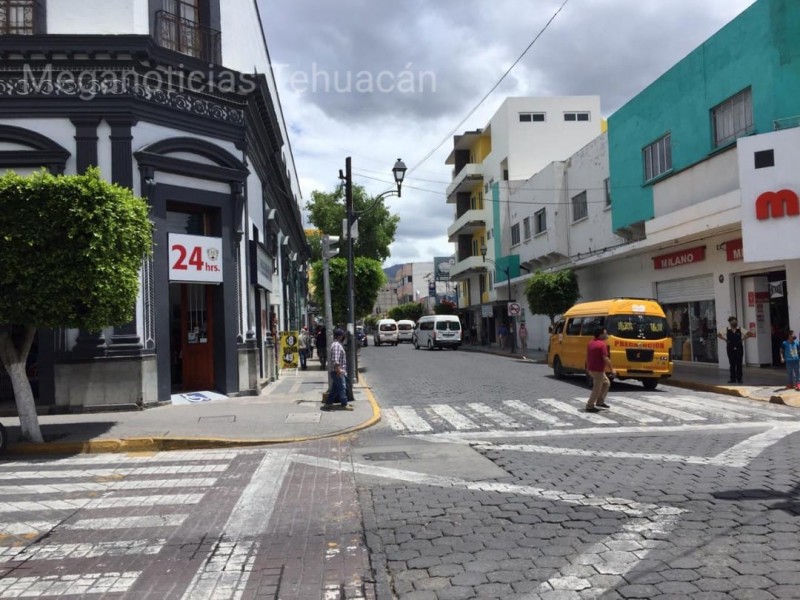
<box><xmin>585</xmin><ymin>327</ymin><xmax>616</xmax><ymax>412</ymax></box>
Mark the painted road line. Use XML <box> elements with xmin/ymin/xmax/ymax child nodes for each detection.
<box><xmin>571</xmin><ymin>397</ymin><xmax>662</xmax><ymax>424</ymax></box>
<box><xmin>392</xmin><ymin>407</ymin><xmax>434</xmax><ymax>433</ymax></box>
<box><xmin>651</xmin><ymin>394</ymin><xmax>796</xmax><ymax>419</ymax></box>
<box><xmin>474</xmin><ymin>442</ymin><xmax>716</xmax><ymax>465</ymax></box>
<box><xmin>62</xmin><ymin>514</ymin><xmax>188</xmax><ymax>531</ymax></box>
<box><xmin>0</xmin><ymin>520</ymin><xmax>59</xmax><ymax>537</ymax></box>
<box><xmin>383</xmin><ymin>408</ymin><xmax>407</xmax><ymax>432</ymax></box>
<box><xmin>430</xmin><ymin>404</ymin><xmax>479</xmax><ymax>430</ymax></box>
<box><xmin>0</xmin><ymin>493</ymin><xmax>204</xmax><ymax>514</ymax></box>
<box><xmin>610</xmin><ymin>396</ymin><xmax>706</xmax><ymax>422</ymax></box>
<box><xmin>537</xmin><ymin>398</ymin><xmax>616</xmax><ymax>424</ymax></box>
<box><xmin>0</xmin><ymin>478</ymin><xmax>218</xmax><ymax>495</ymax></box>
<box><xmin>180</xmin><ymin>450</ymin><xmax>294</xmax><ymax>600</ymax></box>
<box><xmin>2</xmin><ymin>464</ymin><xmax>229</xmax><ymax>480</ymax></box>
<box><xmin>0</xmin><ymin>539</ymin><xmax>166</xmax><ymax>561</ymax></box>
<box><xmin>503</xmin><ymin>400</ymin><xmax>571</xmax><ymax>427</ymax></box>
<box><xmin>710</xmin><ymin>422</ymin><xmax>800</xmax><ymax>467</ymax></box>
<box><xmin>0</xmin><ymin>451</ymin><xmax>239</xmax><ymax>468</ymax></box>
<box><xmin>466</xmin><ymin>403</ymin><xmax>522</xmax><ymax>428</ymax></box>
<box><xmin>0</xmin><ymin>571</ymin><xmax>140</xmax><ymax>597</ymax></box>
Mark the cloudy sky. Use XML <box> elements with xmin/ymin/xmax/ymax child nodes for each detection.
<box><xmin>259</xmin><ymin>0</ymin><xmax>756</xmax><ymax>267</ymax></box>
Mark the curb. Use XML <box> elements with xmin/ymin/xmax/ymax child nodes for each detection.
<box><xmin>5</xmin><ymin>378</ymin><xmax>382</xmax><ymax>457</ymax></box>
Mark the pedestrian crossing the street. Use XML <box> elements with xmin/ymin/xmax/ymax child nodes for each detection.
<box><xmin>384</xmin><ymin>393</ymin><xmax>797</xmax><ymax>435</ymax></box>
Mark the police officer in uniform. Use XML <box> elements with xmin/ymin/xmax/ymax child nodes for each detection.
<box><xmin>717</xmin><ymin>316</ymin><xmax>754</xmax><ymax>383</ymax></box>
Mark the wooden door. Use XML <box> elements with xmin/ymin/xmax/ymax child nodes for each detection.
<box><xmin>181</xmin><ymin>284</ymin><xmax>215</xmax><ymax>391</ymax></box>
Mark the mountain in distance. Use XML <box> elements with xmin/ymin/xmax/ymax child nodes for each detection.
<box><xmin>383</xmin><ymin>263</ymin><xmax>403</xmax><ymax>281</ymax></box>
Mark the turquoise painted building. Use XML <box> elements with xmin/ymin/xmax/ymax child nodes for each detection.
<box><xmin>608</xmin><ymin>0</ymin><xmax>800</xmax><ymax>233</ymax></box>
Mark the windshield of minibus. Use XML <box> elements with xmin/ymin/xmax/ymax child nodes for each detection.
<box><xmin>606</xmin><ymin>314</ymin><xmax>669</xmax><ymax>341</ymax></box>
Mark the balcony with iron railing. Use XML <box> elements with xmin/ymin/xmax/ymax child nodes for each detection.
<box><xmin>154</xmin><ymin>9</ymin><xmax>221</xmax><ymax>64</ymax></box>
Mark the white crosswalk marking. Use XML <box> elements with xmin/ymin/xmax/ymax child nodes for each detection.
<box><xmin>572</xmin><ymin>397</ymin><xmax>662</xmax><ymax>423</ymax></box>
<box><xmin>0</xmin><ymin>493</ymin><xmax>205</xmax><ymax>514</ymax></box>
<box><xmin>1</xmin><ymin>464</ymin><xmax>229</xmax><ymax>480</ymax></box>
<box><xmin>0</xmin><ymin>477</ymin><xmax>218</xmax><ymax>495</ymax></box>
<box><xmin>0</xmin><ymin>520</ymin><xmax>60</xmax><ymax>537</ymax></box>
<box><xmin>392</xmin><ymin>407</ymin><xmax>434</xmax><ymax>432</ymax></box>
<box><xmin>62</xmin><ymin>514</ymin><xmax>188</xmax><ymax>530</ymax></box>
<box><xmin>467</xmin><ymin>402</ymin><xmax>521</xmax><ymax>428</ymax></box>
<box><xmin>0</xmin><ymin>572</ymin><xmax>140</xmax><ymax>597</ymax></box>
<box><xmin>430</xmin><ymin>404</ymin><xmax>480</xmax><ymax>430</ymax></box>
<box><xmin>0</xmin><ymin>540</ymin><xmax>166</xmax><ymax>561</ymax></box>
<box><xmin>503</xmin><ymin>400</ymin><xmax>571</xmax><ymax>426</ymax></box>
<box><xmin>537</xmin><ymin>398</ymin><xmax>616</xmax><ymax>424</ymax></box>
<box><xmin>611</xmin><ymin>396</ymin><xmax>707</xmax><ymax>421</ymax></box>
<box><xmin>645</xmin><ymin>394</ymin><xmax>795</xmax><ymax>419</ymax></box>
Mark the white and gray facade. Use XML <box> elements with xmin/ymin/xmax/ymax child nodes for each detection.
<box><xmin>0</xmin><ymin>0</ymin><xmax>307</xmax><ymax>409</ymax></box>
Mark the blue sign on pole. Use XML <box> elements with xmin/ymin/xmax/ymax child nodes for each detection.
<box><xmin>428</xmin><ymin>281</ymin><xmax>436</xmax><ymax>297</ymax></box>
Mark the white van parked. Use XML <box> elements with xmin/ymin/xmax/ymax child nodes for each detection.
<box><xmin>413</xmin><ymin>315</ymin><xmax>461</xmax><ymax>350</ymax></box>
<box><xmin>373</xmin><ymin>318</ymin><xmax>399</xmax><ymax>346</ymax></box>
<box><xmin>397</xmin><ymin>319</ymin><xmax>415</xmax><ymax>343</ymax></box>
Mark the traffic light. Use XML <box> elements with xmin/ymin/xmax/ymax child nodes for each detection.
<box><xmin>322</xmin><ymin>235</ymin><xmax>340</xmax><ymax>259</ymax></box>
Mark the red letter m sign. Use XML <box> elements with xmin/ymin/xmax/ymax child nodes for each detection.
<box><xmin>755</xmin><ymin>189</ymin><xmax>800</xmax><ymax>220</ymax></box>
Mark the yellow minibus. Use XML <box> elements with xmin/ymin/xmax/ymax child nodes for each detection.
<box><xmin>547</xmin><ymin>298</ymin><xmax>673</xmax><ymax>390</ymax></box>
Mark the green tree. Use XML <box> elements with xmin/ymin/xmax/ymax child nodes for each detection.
<box><xmin>0</xmin><ymin>168</ymin><xmax>153</xmax><ymax>442</ymax></box>
<box><xmin>388</xmin><ymin>302</ymin><xmax>424</xmax><ymax>322</ymax></box>
<box><xmin>310</xmin><ymin>256</ymin><xmax>385</xmax><ymax>325</ymax></box>
<box><xmin>524</xmin><ymin>269</ymin><xmax>580</xmax><ymax>325</ymax></box>
<box><xmin>305</xmin><ymin>184</ymin><xmax>398</xmax><ymax>262</ymax></box>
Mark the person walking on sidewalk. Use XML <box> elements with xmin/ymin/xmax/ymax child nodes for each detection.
<box><xmin>518</xmin><ymin>323</ymin><xmax>528</xmax><ymax>358</ymax></box>
<box><xmin>717</xmin><ymin>316</ymin><xmax>753</xmax><ymax>383</ymax></box>
<box><xmin>497</xmin><ymin>323</ymin><xmax>508</xmax><ymax>349</ymax></box>
<box><xmin>323</xmin><ymin>328</ymin><xmax>352</xmax><ymax>411</ymax></box>
<box><xmin>779</xmin><ymin>329</ymin><xmax>800</xmax><ymax>390</ymax></box>
<box><xmin>585</xmin><ymin>327</ymin><xmax>616</xmax><ymax>413</ymax></box>
<box><xmin>298</xmin><ymin>327</ymin><xmax>310</xmax><ymax>370</ymax></box>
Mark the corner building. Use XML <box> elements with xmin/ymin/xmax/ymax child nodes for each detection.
<box><xmin>0</xmin><ymin>0</ymin><xmax>308</xmax><ymax>409</ymax></box>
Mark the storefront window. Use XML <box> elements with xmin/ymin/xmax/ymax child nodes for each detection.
<box><xmin>662</xmin><ymin>300</ymin><xmax>717</xmax><ymax>363</ymax></box>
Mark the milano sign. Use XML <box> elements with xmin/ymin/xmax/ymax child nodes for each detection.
<box><xmin>738</xmin><ymin>127</ymin><xmax>800</xmax><ymax>262</ymax></box>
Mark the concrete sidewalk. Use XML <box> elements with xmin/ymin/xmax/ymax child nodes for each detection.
<box><xmin>3</xmin><ymin>366</ymin><xmax>379</xmax><ymax>456</ymax></box>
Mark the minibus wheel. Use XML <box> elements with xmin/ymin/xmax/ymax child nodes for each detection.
<box><xmin>0</xmin><ymin>422</ymin><xmax>7</xmax><ymax>453</ymax></box>
<box><xmin>584</xmin><ymin>370</ymin><xmax>593</xmax><ymax>388</ymax></box>
<box><xmin>553</xmin><ymin>357</ymin><xmax>565</xmax><ymax>379</ymax></box>
<box><xmin>642</xmin><ymin>379</ymin><xmax>658</xmax><ymax>390</ymax></box>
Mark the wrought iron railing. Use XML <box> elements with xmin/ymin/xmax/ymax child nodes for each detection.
<box><xmin>0</xmin><ymin>0</ymin><xmax>37</xmax><ymax>35</ymax></box>
<box><xmin>154</xmin><ymin>9</ymin><xmax>221</xmax><ymax>64</ymax></box>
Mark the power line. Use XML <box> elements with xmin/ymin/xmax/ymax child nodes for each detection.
<box><xmin>404</xmin><ymin>0</ymin><xmax>571</xmax><ymax>178</ymax></box>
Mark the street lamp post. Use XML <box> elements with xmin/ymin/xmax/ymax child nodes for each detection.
<box><xmin>340</xmin><ymin>157</ymin><xmax>407</xmax><ymax>401</ymax></box>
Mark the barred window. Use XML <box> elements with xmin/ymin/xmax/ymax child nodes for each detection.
<box><xmin>643</xmin><ymin>134</ymin><xmax>672</xmax><ymax>182</ymax></box>
<box><xmin>0</xmin><ymin>0</ymin><xmax>37</xmax><ymax>35</ymax></box>
<box><xmin>571</xmin><ymin>191</ymin><xmax>588</xmax><ymax>223</ymax></box>
<box><xmin>522</xmin><ymin>217</ymin><xmax>531</xmax><ymax>240</ymax></box>
<box><xmin>511</xmin><ymin>223</ymin><xmax>520</xmax><ymax>246</ymax></box>
<box><xmin>534</xmin><ymin>208</ymin><xmax>546</xmax><ymax>234</ymax></box>
<box><xmin>712</xmin><ymin>88</ymin><xmax>753</xmax><ymax>148</ymax></box>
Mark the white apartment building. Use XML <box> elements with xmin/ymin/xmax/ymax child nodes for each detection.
<box><xmin>446</xmin><ymin>97</ymin><xmax>602</xmax><ymax>345</ymax></box>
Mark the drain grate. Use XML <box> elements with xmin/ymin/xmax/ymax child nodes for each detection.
<box><xmin>363</xmin><ymin>451</ymin><xmax>410</xmax><ymax>461</ymax></box>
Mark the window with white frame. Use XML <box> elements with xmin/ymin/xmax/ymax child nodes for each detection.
<box><xmin>519</xmin><ymin>112</ymin><xmax>545</xmax><ymax>122</ymax></box>
<box><xmin>511</xmin><ymin>223</ymin><xmax>520</xmax><ymax>246</ymax></box>
<box><xmin>523</xmin><ymin>217</ymin><xmax>531</xmax><ymax>240</ymax></box>
<box><xmin>571</xmin><ymin>191</ymin><xmax>588</xmax><ymax>222</ymax></box>
<box><xmin>604</xmin><ymin>178</ymin><xmax>611</xmax><ymax>207</ymax></box>
<box><xmin>642</xmin><ymin>134</ymin><xmax>672</xmax><ymax>181</ymax></box>
<box><xmin>564</xmin><ymin>112</ymin><xmax>590</xmax><ymax>122</ymax></box>
<box><xmin>712</xmin><ymin>88</ymin><xmax>753</xmax><ymax>148</ymax></box>
<box><xmin>534</xmin><ymin>208</ymin><xmax>546</xmax><ymax>234</ymax></box>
